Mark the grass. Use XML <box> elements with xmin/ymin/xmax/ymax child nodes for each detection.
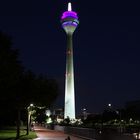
<box><xmin>0</xmin><ymin>129</ymin><xmax>37</xmax><ymax>140</ymax></box>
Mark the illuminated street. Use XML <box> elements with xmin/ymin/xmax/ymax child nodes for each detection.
<box><xmin>33</xmin><ymin>125</ymin><xmax>86</xmax><ymax>140</ymax></box>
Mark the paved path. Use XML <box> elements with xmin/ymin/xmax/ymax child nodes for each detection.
<box><xmin>33</xmin><ymin>125</ymin><xmax>86</xmax><ymax>140</ymax></box>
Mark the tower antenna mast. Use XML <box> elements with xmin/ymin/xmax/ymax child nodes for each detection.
<box><xmin>68</xmin><ymin>2</ymin><xmax>72</xmax><ymax>11</ymax></box>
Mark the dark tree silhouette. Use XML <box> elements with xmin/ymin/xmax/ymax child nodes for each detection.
<box><xmin>0</xmin><ymin>31</ymin><xmax>23</xmax><ymax>115</ymax></box>
<box><xmin>0</xmin><ymin>31</ymin><xmax>59</xmax><ymax>138</ymax></box>
<box><xmin>0</xmin><ymin>31</ymin><xmax>24</xmax><ymax>138</ymax></box>
<box><xmin>20</xmin><ymin>71</ymin><xmax>59</xmax><ymax>134</ymax></box>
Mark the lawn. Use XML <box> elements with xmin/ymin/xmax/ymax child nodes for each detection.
<box><xmin>0</xmin><ymin>129</ymin><xmax>37</xmax><ymax>140</ymax></box>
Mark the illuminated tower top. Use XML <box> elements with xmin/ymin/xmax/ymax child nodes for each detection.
<box><xmin>61</xmin><ymin>2</ymin><xmax>79</xmax><ymax>35</ymax></box>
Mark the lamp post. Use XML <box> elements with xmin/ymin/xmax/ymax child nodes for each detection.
<box><xmin>117</xmin><ymin>110</ymin><xmax>122</xmax><ymax>133</ymax></box>
<box><xmin>27</xmin><ymin>104</ymin><xmax>34</xmax><ymax>135</ymax></box>
<box><xmin>82</xmin><ymin>108</ymin><xmax>87</xmax><ymax>120</ymax></box>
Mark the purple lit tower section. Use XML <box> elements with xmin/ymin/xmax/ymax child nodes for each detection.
<box><xmin>61</xmin><ymin>3</ymin><xmax>79</xmax><ymax>119</ymax></box>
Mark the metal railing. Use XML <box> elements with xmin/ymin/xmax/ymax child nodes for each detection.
<box><xmin>64</xmin><ymin>126</ymin><xmax>96</xmax><ymax>140</ymax></box>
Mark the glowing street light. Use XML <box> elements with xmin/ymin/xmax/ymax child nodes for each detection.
<box><xmin>30</xmin><ymin>103</ymin><xmax>33</xmax><ymax>107</ymax></box>
<box><xmin>27</xmin><ymin>103</ymin><xmax>34</xmax><ymax>135</ymax></box>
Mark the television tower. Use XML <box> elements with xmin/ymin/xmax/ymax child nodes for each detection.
<box><xmin>61</xmin><ymin>2</ymin><xmax>79</xmax><ymax>119</ymax></box>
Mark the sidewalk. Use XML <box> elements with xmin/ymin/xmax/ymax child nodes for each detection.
<box><xmin>33</xmin><ymin>125</ymin><xmax>86</xmax><ymax>140</ymax></box>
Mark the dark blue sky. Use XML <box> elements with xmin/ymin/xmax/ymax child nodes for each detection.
<box><xmin>0</xmin><ymin>1</ymin><xmax>140</xmax><ymax>114</ymax></box>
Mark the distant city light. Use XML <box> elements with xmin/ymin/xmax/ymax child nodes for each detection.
<box><xmin>83</xmin><ymin>108</ymin><xmax>86</xmax><ymax>111</ymax></box>
<box><xmin>108</xmin><ymin>103</ymin><xmax>111</xmax><ymax>107</ymax></box>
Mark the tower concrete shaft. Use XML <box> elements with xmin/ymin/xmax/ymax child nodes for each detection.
<box><xmin>65</xmin><ymin>33</ymin><xmax>75</xmax><ymax>119</ymax></box>
<box><xmin>61</xmin><ymin>3</ymin><xmax>79</xmax><ymax>119</ymax></box>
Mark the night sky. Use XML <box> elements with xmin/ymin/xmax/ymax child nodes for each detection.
<box><xmin>0</xmin><ymin>1</ymin><xmax>140</xmax><ymax>115</ymax></box>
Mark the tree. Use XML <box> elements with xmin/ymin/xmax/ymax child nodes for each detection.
<box><xmin>0</xmin><ymin>31</ymin><xmax>60</xmax><ymax>138</ymax></box>
<box><xmin>0</xmin><ymin>31</ymin><xmax>24</xmax><ymax>138</ymax></box>
<box><xmin>20</xmin><ymin>71</ymin><xmax>59</xmax><ymax>107</ymax></box>
<box><xmin>0</xmin><ymin>31</ymin><xmax>24</xmax><ymax>120</ymax></box>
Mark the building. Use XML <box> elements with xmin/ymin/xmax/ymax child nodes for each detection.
<box><xmin>61</xmin><ymin>3</ymin><xmax>79</xmax><ymax>119</ymax></box>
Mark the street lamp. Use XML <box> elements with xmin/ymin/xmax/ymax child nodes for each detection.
<box><xmin>82</xmin><ymin>108</ymin><xmax>87</xmax><ymax>120</ymax></box>
<box><xmin>30</xmin><ymin>104</ymin><xmax>33</xmax><ymax>107</ymax></box>
<box><xmin>116</xmin><ymin>110</ymin><xmax>123</xmax><ymax>133</ymax></box>
<box><xmin>27</xmin><ymin>103</ymin><xmax>34</xmax><ymax>135</ymax></box>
